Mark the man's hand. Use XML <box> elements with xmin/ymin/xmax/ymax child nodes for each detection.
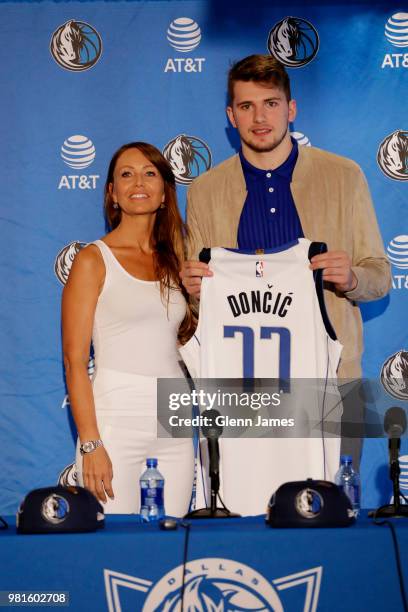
<box><xmin>180</xmin><ymin>260</ymin><xmax>213</xmax><ymax>299</ymax></box>
<box><xmin>309</xmin><ymin>250</ymin><xmax>357</xmax><ymax>293</ymax></box>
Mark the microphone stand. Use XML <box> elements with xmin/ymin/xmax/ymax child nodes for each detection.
<box><xmin>209</xmin><ymin>470</ymin><xmax>220</xmax><ymax>515</ymax></box>
<box><xmin>185</xmin><ymin>462</ymin><xmax>241</xmax><ymax>518</ymax></box>
<box><xmin>370</xmin><ymin>437</ymin><xmax>408</xmax><ymax>518</ymax></box>
<box><xmin>186</xmin><ymin>465</ymin><xmax>238</xmax><ymax>518</ymax></box>
<box><xmin>185</xmin><ymin>412</ymin><xmax>240</xmax><ymax>519</ymax></box>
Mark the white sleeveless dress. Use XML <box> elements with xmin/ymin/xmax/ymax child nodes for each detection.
<box><xmin>75</xmin><ymin>240</ymin><xmax>194</xmax><ymax>515</ymax></box>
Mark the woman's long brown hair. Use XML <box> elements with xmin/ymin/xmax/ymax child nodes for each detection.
<box><xmin>104</xmin><ymin>142</ymin><xmax>196</xmax><ymax>344</ymax></box>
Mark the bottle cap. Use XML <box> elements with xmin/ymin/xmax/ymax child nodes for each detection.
<box><xmin>340</xmin><ymin>454</ymin><xmax>352</xmax><ymax>464</ymax></box>
<box><xmin>146</xmin><ymin>458</ymin><xmax>158</xmax><ymax>468</ymax></box>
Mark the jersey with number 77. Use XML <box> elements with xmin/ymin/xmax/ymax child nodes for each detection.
<box><xmin>180</xmin><ymin>238</ymin><xmax>342</xmax><ymax>380</ymax></box>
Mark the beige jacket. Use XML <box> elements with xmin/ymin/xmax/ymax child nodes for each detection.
<box><xmin>186</xmin><ymin>145</ymin><xmax>391</xmax><ymax>379</ymax></box>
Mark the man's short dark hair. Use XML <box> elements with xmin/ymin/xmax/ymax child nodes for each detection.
<box><xmin>227</xmin><ymin>54</ymin><xmax>291</xmax><ymax>104</ymax></box>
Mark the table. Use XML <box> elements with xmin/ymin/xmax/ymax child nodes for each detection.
<box><xmin>1</xmin><ymin>513</ymin><xmax>407</xmax><ymax>611</ymax></box>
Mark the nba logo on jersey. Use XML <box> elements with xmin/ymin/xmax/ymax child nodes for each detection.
<box><xmin>255</xmin><ymin>261</ymin><xmax>264</xmax><ymax>277</ymax></box>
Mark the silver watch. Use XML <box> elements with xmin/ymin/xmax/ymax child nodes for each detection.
<box><xmin>80</xmin><ymin>439</ymin><xmax>103</xmax><ymax>455</ymax></box>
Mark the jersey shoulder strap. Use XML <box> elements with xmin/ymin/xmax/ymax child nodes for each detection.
<box><xmin>199</xmin><ymin>248</ymin><xmax>211</xmax><ymax>264</ymax></box>
<box><xmin>308</xmin><ymin>241</ymin><xmax>336</xmax><ymax>341</ymax></box>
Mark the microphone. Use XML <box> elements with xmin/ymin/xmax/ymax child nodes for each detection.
<box><xmin>384</xmin><ymin>406</ymin><xmax>407</xmax><ymax>437</ymax></box>
<box><xmin>201</xmin><ymin>409</ymin><xmax>223</xmax><ymax>481</ymax></box>
<box><xmin>384</xmin><ymin>407</ymin><xmax>407</xmax><ymax>468</ymax></box>
<box><xmin>369</xmin><ymin>406</ymin><xmax>408</xmax><ymax>517</ymax></box>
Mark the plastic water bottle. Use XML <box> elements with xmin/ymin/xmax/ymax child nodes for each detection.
<box><xmin>335</xmin><ymin>454</ymin><xmax>360</xmax><ymax>517</ymax></box>
<box><xmin>140</xmin><ymin>458</ymin><xmax>165</xmax><ymax>522</ymax></box>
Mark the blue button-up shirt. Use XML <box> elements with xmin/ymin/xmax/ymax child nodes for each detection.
<box><xmin>237</xmin><ymin>139</ymin><xmax>304</xmax><ymax>250</ymax></box>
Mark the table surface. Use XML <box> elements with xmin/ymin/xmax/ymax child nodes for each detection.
<box><xmin>1</xmin><ymin>512</ymin><xmax>407</xmax><ymax>612</ymax></box>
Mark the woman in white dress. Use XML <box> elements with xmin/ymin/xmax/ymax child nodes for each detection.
<box><xmin>62</xmin><ymin>142</ymin><xmax>195</xmax><ymax>515</ymax></box>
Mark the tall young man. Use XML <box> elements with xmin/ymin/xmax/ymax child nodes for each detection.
<box><xmin>181</xmin><ymin>54</ymin><xmax>390</xmax><ymax>380</ymax></box>
<box><xmin>180</xmin><ymin>56</ymin><xmax>390</xmax><ymax>511</ymax></box>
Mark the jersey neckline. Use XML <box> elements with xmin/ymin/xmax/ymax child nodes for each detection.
<box><xmin>224</xmin><ymin>238</ymin><xmax>301</xmax><ymax>255</ymax></box>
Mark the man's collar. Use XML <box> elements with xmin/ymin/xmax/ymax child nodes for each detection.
<box><xmin>239</xmin><ymin>137</ymin><xmax>299</xmax><ymax>180</ymax></box>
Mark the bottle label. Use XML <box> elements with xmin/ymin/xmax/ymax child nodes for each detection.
<box><xmin>141</xmin><ymin>487</ymin><xmax>164</xmax><ymax>507</ymax></box>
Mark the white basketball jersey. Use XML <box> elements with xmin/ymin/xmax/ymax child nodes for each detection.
<box><xmin>180</xmin><ymin>239</ymin><xmax>342</xmax><ymax>379</ymax></box>
<box><xmin>180</xmin><ymin>238</ymin><xmax>343</xmax><ymax>516</ymax></box>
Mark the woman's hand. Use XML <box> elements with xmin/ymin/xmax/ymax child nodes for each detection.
<box><xmin>82</xmin><ymin>446</ymin><xmax>114</xmax><ymax>504</ymax></box>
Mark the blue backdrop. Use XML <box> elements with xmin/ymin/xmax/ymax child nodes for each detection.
<box><xmin>0</xmin><ymin>0</ymin><xmax>407</xmax><ymax>514</ymax></box>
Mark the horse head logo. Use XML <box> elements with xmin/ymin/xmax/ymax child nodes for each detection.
<box><xmin>268</xmin><ymin>17</ymin><xmax>319</xmax><ymax>67</ymax></box>
<box><xmin>151</xmin><ymin>574</ymin><xmax>277</xmax><ymax>611</ymax></box>
<box><xmin>381</xmin><ymin>350</ymin><xmax>408</xmax><ymax>400</ymax></box>
<box><xmin>41</xmin><ymin>494</ymin><xmax>70</xmax><ymax>524</ymax></box>
<box><xmin>54</xmin><ymin>241</ymin><xmax>86</xmax><ymax>285</ymax></box>
<box><xmin>164</xmin><ymin>135</ymin><xmax>195</xmax><ymax>178</ymax></box>
<box><xmin>378</xmin><ymin>130</ymin><xmax>408</xmax><ymax>181</ymax></box>
<box><xmin>295</xmin><ymin>488</ymin><xmax>323</xmax><ymax>518</ymax></box>
<box><xmin>50</xmin><ymin>20</ymin><xmax>102</xmax><ymax>71</ymax></box>
<box><xmin>163</xmin><ymin>135</ymin><xmax>212</xmax><ymax>185</ymax></box>
<box><xmin>57</xmin><ymin>463</ymin><xmax>78</xmax><ymax>487</ymax></box>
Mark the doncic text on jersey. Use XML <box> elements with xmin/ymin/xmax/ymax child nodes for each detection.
<box><xmin>227</xmin><ymin>288</ymin><xmax>293</xmax><ymax>318</ymax></box>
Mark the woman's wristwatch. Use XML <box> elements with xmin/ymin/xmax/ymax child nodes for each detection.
<box><xmin>79</xmin><ymin>439</ymin><xmax>103</xmax><ymax>455</ymax></box>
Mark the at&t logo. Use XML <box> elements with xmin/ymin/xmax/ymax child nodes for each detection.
<box><xmin>58</xmin><ymin>135</ymin><xmax>100</xmax><ymax>190</ymax></box>
<box><xmin>399</xmin><ymin>455</ymin><xmax>408</xmax><ymax>503</ymax></box>
<box><xmin>267</xmin><ymin>17</ymin><xmax>319</xmax><ymax>67</ymax></box>
<box><xmin>291</xmin><ymin>131</ymin><xmax>311</xmax><ymax>146</ymax></box>
<box><xmin>163</xmin><ymin>134</ymin><xmax>211</xmax><ymax>185</ymax></box>
<box><xmin>387</xmin><ymin>235</ymin><xmax>408</xmax><ymax>290</ymax></box>
<box><xmin>50</xmin><ymin>20</ymin><xmax>102</xmax><ymax>71</ymax></box>
<box><xmin>381</xmin><ymin>13</ymin><xmax>408</xmax><ymax>69</ymax></box>
<box><xmin>164</xmin><ymin>17</ymin><xmax>205</xmax><ymax>73</ymax></box>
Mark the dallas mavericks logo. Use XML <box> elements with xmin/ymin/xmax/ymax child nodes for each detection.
<box><xmin>381</xmin><ymin>351</ymin><xmax>408</xmax><ymax>401</ymax></box>
<box><xmin>377</xmin><ymin>130</ymin><xmax>408</xmax><ymax>181</ymax></box>
<box><xmin>104</xmin><ymin>558</ymin><xmax>323</xmax><ymax>611</ymax></box>
<box><xmin>61</xmin><ymin>135</ymin><xmax>96</xmax><ymax>169</ymax></box>
<box><xmin>295</xmin><ymin>488</ymin><xmax>323</xmax><ymax>518</ymax></box>
<box><xmin>41</xmin><ymin>494</ymin><xmax>70</xmax><ymax>524</ymax></box>
<box><xmin>50</xmin><ymin>20</ymin><xmax>102</xmax><ymax>71</ymax></box>
<box><xmin>163</xmin><ymin>134</ymin><xmax>212</xmax><ymax>185</ymax></box>
<box><xmin>58</xmin><ymin>463</ymin><xmax>78</xmax><ymax>487</ymax></box>
<box><xmin>385</xmin><ymin>13</ymin><xmax>408</xmax><ymax>48</ymax></box>
<box><xmin>267</xmin><ymin>17</ymin><xmax>319</xmax><ymax>67</ymax></box>
<box><xmin>291</xmin><ymin>131</ymin><xmax>311</xmax><ymax>146</ymax></box>
<box><xmin>55</xmin><ymin>241</ymin><xmax>87</xmax><ymax>285</ymax></box>
<box><xmin>167</xmin><ymin>17</ymin><xmax>201</xmax><ymax>52</ymax></box>
<box><xmin>387</xmin><ymin>236</ymin><xmax>408</xmax><ymax>269</ymax></box>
